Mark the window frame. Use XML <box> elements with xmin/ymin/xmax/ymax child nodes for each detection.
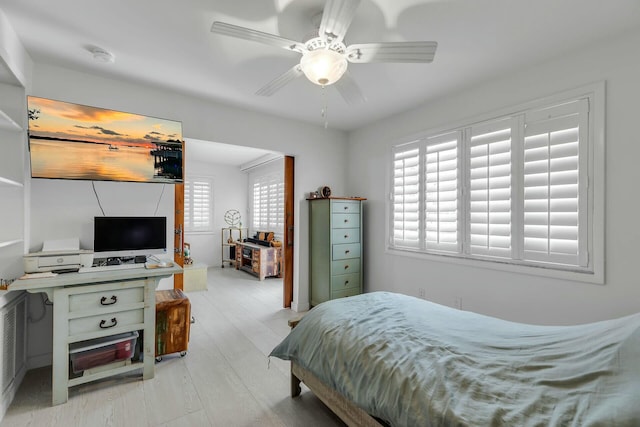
<box><xmin>386</xmin><ymin>82</ymin><xmax>605</xmax><ymax>284</ymax></box>
<box><xmin>184</xmin><ymin>175</ymin><xmax>214</xmax><ymax>234</ymax></box>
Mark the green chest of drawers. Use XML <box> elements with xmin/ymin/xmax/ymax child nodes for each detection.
<box><xmin>309</xmin><ymin>197</ymin><xmax>365</xmax><ymax>306</ymax></box>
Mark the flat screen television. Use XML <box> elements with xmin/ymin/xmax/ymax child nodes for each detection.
<box><xmin>94</xmin><ymin>216</ymin><xmax>167</xmax><ymax>259</ymax></box>
<box><xmin>27</xmin><ymin>96</ymin><xmax>183</xmax><ymax>183</ymax></box>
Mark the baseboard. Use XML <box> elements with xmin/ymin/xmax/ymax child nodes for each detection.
<box><xmin>27</xmin><ymin>353</ymin><xmax>52</xmax><ymax>371</ymax></box>
<box><xmin>291</xmin><ymin>301</ymin><xmax>309</xmax><ymax>313</ymax></box>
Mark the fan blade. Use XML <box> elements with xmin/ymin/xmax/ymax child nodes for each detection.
<box><xmin>318</xmin><ymin>0</ymin><xmax>361</xmax><ymax>43</ymax></box>
<box><xmin>255</xmin><ymin>65</ymin><xmax>304</xmax><ymax>97</ymax></box>
<box><xmin>346</xmin><ymin>41</ymin><xmax>437</xmax><ymax>63</ymax></box>
<box><xmin>333</xmin><ymin>72</ymin><xmax>366</xmax><ymax>105</ymax></box>
<box><xmin>211</xmin><ymin>21</ymin><xmax>305</xmax><ymax>53</ymax></box>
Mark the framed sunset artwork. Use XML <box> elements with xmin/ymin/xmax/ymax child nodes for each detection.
<box><xmin>27</xmin><ymin>96</ymin><xmax>183</xmax><ymax>183</ymax></box>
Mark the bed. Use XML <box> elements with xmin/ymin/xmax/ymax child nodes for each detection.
<box><xmin>270</xmin><ymin>292</ymin><xmax>640</xmax><ymax>426</ymax></box>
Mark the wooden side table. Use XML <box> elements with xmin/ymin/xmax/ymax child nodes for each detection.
<box><xmin>155</xmin><ymin>289</ymin><xmax>191</xmax><ymax>361</ymax></box>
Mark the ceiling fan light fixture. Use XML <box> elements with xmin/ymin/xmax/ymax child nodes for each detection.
<box><xmin>300</xmin><ymin>49</ymin><xmax>347</xmax><ymax>86</ymax></box>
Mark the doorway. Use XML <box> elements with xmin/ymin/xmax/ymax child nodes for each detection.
<box><xmin>182</xmin><ymin>139</ymin><xmax>295</xmax><ymax>309</ymax></box>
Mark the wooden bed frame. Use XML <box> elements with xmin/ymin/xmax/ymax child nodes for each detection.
<box><xmin>288</xmin><ymin>319</ymin><xmax>384</xmax><ymax>427</ymax></box>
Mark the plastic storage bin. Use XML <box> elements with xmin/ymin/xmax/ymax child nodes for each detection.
<box><xmin>69</xmin><ymin>331</ymin><xmax>138</xmax><ymax>374</ymax></box>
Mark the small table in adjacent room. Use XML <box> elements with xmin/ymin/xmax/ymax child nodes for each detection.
<box><xmin>183</xmin><ymin>262</ymin><xmax>207</xmax><ymax>292</ymax></box>
<box><xmin>235</xmin><ymin>242</ymin><xmax>282</xmax><ymax>281</ymax></box>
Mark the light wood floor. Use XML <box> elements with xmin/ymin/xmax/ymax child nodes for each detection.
<box><xmin>1</xmin><ymin>268</ymin><xmax>344</xmax><ymax>427</ymax></box>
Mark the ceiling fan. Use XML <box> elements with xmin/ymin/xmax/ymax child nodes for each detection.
<box><xmin>210</xmin><ymin>0</ymin><xmax>438</xmax><ymax>104</ymax></box>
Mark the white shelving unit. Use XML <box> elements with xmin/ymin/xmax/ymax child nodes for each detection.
<box><xmin>0</xmin><ymin>292</ymin><xmax>27</xmax><ymax>417</ymax></box>
<box><xmin>221</xmin><ymin>227</ymin><xmax>247</xmax><ymax>268</ymax></box>
<box><xmin>0</xmin><ymin>110</ymin><xmax>21</xmax><ymax>132</ymax></box>
<box><xmin>0</xmin><ymin>86</ymin><xmax>27</xmax><ymax>420</ymax></box>
<box><xmin>0</xmin><ymin>107</ymin><xmax>25</xmax><ymax>277</ymax></box>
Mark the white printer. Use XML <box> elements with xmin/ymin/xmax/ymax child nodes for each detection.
<box><xmin>23</xmin><ymin>238</ymin><xmax>94</xmax><ymax>273</ymax></box>
<box><xmin>24</xmin><ymin>250</ymin><xmax>94</xmax><ymax>273</ymax></box>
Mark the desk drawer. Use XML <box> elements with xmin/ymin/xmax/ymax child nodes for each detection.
<box><xmin>69</xmin><ymin>287</ymin><xmax>144</xmax><ymax>313</ymax></box>
<box><xmin>69</xmin><ymin>309</ymin><xmax>143</xmax><ymax>336</ymax></box>
<box><xmin>331</xmin><ymin>228</ymin><xmax>359</xmax><ymax>244</ymax></box>
<box><xmin>331</xmin><ymin>273</ymin><xmax>360</xmax><ymax>292</ymax></box>
<box><xmin>332</xmin><ymin>243</ymin><xmax>361</xmax><ymax>260</ymax></box>
<box><xmin>332</xmin><ymin>213</ymin><xmax>360</xmax><ymax>229</ymax></box>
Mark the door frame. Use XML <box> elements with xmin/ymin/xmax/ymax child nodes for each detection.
<box><xmin>283</xmin><ymin>156</ymin><xmax>294</xmax><ymax>308</ymax></box>
<box><xmin>173</xmin><ymin>141</ymin><xmax>185</xmax><ymax>290</ymax></box>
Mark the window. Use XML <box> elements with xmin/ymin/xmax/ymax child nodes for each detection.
<box><xmin>184</xmin><ymin>177</ymin><xmax>213</xmax><ymax>232</ymax></box>
<box><xmin>251</xmin><ymin>170</ymin><xmax>284</xmax><ymax>240</ymax></box>
<box><xmin>389</xmin><ymin>85</ymin><xmax>603</xmax><ymax>282</ymax></box>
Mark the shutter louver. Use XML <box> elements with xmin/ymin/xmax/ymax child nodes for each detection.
<box><xmin>469</xmin><ymin>120</ymin><xmax>513</xmax><ymax>258</ymax></box>
<box><xmin>522</xmin><ymin>99</ymin><xmax>587</xmax><ymax>267</ymax></box>
<box><xmin>184</xmin><ymin>181</ymin><xmax>191</xmax><ymax>229</ymax></box>
<box><xmin>392</xmin><ymin>144</ymin><xmax>420</xmax><ymax>248</ymax></box>
<box><xmin>192</xmin><ymin>181</ymin><xmax>211</xmax><ymax>230</ymax></box>
<box><xmin>425</xmin><ymin>132</ymin><xmax>460</xmax><ymax>253</ymax></box>
<box><xmin>185</xmin><ymin>178</ymin><xmax>213</xmax><ymax>232</ymax></box>
<box><xmin>252</xmin><ymin>171</ymin><xmax>284</xmax><ymax>240</ymax></box>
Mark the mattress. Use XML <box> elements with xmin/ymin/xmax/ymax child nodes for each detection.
<box><xmin>270</xmin><ymin>292</ymin><xmax>640</xmax><ymax>426</ymax></box>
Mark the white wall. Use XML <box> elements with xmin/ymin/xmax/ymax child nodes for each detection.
<box><xmin>185</xmin><ymin>158</ymin><xmax>248</xmax><ymax>268</ymax></box>
<box><xmin>26</xmin><ymin>179</ymin><xmax>176</xmax><ymax>367</ymax></box>
<box><xmin>347</xmin><ymin>28</ymin><xmax>640</xmax><ymax>325</ymax></box>
<box><xmin>25</xmin><ymin>62</ymin><xmax>348</xmax><ymax>368</ymax></box>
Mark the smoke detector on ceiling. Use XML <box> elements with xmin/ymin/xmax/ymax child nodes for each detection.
<box><xmin>89</xmin><ymin>47</ymin><xmax>115</xmax><ymax>63</ymax></box>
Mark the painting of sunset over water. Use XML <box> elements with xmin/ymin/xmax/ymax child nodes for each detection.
<box><xmin>27</xmin><ymin>96</ymin><xmax>183</xmax><ymax>183</ymax></box>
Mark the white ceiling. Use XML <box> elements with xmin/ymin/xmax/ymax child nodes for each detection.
<box><xmin>186</xmin><ymin>138</ymin><xmax>276</xmax><ymax>166</ymax></box>
<box><xmin>2</xmin><ymin>0</ymin><xmax>640</xmax><ymax>134</ymax></box>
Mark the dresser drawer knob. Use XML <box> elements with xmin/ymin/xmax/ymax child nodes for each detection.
<box><xmin>344</xmin><ymin>265</ymin><xmax>349</xmax><ymax>270</ymax></box>
<box><xmin>344</xmin><ymin>280</ymin><xmax>349</xmax><ymax>286</ymax></box>
<box><xmin>344</xmin><ymin>235</ymin><xmax>349</xmax><ymax>239</ymax></box>
<box><xmin>344</xmin><ymin>206</ymin><xmax>348</xmax><ymax>210</ymax></box>
<box><xmin>345</xmin><ymin>250</ymin><xmax>350</xmax><ymax>254</ymax></box>
<box><xmin>100</xmin><ymin>295</ymin><xmax>118</xmax><ymax>306</ymax></box>
<box><xmin>344</xmin><ymin>219</ymin><xmax>348</xmax><ymax>223</ymax></box>
<box><xmin>99</xmin><ymin>318</ymin><xmax>118</xmax><ymax>329</ymax></box>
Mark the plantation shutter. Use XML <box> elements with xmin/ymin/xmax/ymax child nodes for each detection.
<box><xmin>184</xmin><ymin>178</ymin><xmax>213</xmax><ymax>232</ymax></box>
<box><xmin>468</xmin><ymin>119</ymin><xmax>514</xmax><ymax>258</ymax></box>
<box><xmin>522</xmin><ymin>99</ymin><xmax>589</xmax><ymax>267</ymax></box>
<box><xmin>424</xmin><ymin>132</ymin><xmax>461</xmax><ymax>253</ymax></box>
<box><xmin>392</xmin><ymin>143</ymin><xmax>421</xmax><ymax>248</ymax></box>
<box><xmin>252</xmin><ymin>171</ymin><xmax>284</xmax><ymax>240</ymax></box>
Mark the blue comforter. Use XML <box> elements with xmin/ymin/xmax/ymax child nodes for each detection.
<box><xmin>270</xmin><ymin>292</ymin><xmax>640</xmax><ymax>426</ymax></box>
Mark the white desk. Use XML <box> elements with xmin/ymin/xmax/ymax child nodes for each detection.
<box><xmin>9</xmin><ymin>266</ymin><xmax>181</xmax><ymax>405</ymax></box>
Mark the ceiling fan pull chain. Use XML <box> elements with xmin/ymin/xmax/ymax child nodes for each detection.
<box><xmin>321</xmin><ymin>85</ymin><xmax>329</xmax><ymax>129</ymax></box>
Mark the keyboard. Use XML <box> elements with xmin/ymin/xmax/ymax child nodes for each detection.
<box><xmin>78</xmin><ymin>264</ymin><xmax>145</xmax><ymax>273</ymax></box>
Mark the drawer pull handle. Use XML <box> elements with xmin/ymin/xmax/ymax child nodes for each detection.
<box><xmin>344</xmin><ymin>235</ymin><xmax>349</xmax><ymax>239</ymax></box>
<box><xmin>344</xmin><ymin>265</ymin><xmax>349</xmax><ymax>269</ymax></box>
<box><xmin>100</xmin><ymin>295</ymin><xmax>118</xmax><ymax>305</ymax></box>
<box><xmin>344</xmin><ymin>206</ymin><xmax>348</xmax><ymax>210</ymax></box>
<box><xmin>344</xmin><ymin>280</ymin><xmax>349</xmax><ymax>285</ymax></box>
<box><xmin>345</xmin><ymin>250</ymin><xmax>350</xmax><ymax>254</ymax></box>
<box><xmin>99</xmin><ymin>318</ymin><xmax>118</xmax><ymax>329</ymax></box>
<box><xmin>344</xmin><ymin>219</ymin><xmax>348</xmax><ymax>223</ymax></box>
